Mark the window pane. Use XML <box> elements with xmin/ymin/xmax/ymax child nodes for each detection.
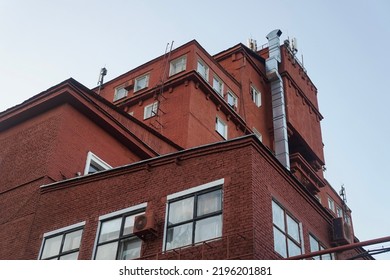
<box><xmin>197</xmin><ymin>190</ymin><xmax>222</xmax><ymax>216</ymax></box>
<box><xmin>135</xmin><ymin>75</ymin><xmax>149</xmax><ymax>91</ymax></box>
<box><xmin>41</xmin><ymin>235</ymin><xmax>62</xmax><ymax>259</ymax></box>
<box><xmin>309</xmin><ymin>235</ymin><xmax>319</xmax><ymax>252</ymax></box>
<box><xmin>286</xmin><ymin>215</ymin><xmax>300</xmax><ymax>243</ymax></box>
<box><xmin>170</xmin><ymin>56</ymin><xmax>186</xmax><ymax>76</ymax></box>
<box><xmin>168</xmin><ymin>197</ymin><xmax>194</xmax><ymax>224</ymax></box>
<box><xmin>59</xmin><ymin>252</ymin><xmax>79</xmax><ymax>260</ymax></box>
<box><xmin>99</xmin><ymin>218</ymin><xmax>121</xmax><ymax>243</ymax></box>
<box><xmin>287</xmin><ymin>239</ymin><xmax>301</xmax><ymax>257</ymax></box>
<box><xmin>197</xmin><ymin>61</ymin><xmax>207</xmax><ymax>79</ymax></box>
<box><xmin>194</xmin><ymin>215</ymin><xmax>222</xmax><ymax>243</ymax></box>
<box><xmin>213</xmin><ymin>77</ymin><xmax>223</xmax><ymax>95</ymax></box>
<box><xmin>95</xmin><ymin>242</ymin><xmax>118</xmax><ymax>260</ymax></box>
<box><xmin>321</xmin><ymin>253</ymin><xmax>332</xmax><ymax>260</ymax></box>
<box><xmin>114</xmin><ymin>87</ymin><xmax>127</xmax><ymax>101</ymax></box>
<box><xmin>309</xmin><ymin>235</ymin><xmax>320</xmax><ymax>260</ymax></box>
<box><xmin>227</xmin><ymin>92</ymin><xmax>237</xmax><ymax>107</ymax></box>
<box><xmin>166</xmin><ymin>223</ymin><xmax>193</xmax><ymax>250</ymax></box>
<box><xmin>273</xmin><ymin>227</ymin><xmax>287</xmax><ymax>258</ymax></box>
<box><xmin>272</xmin><ymin>201</ymin><xmax>285</xmax><ymax>232</ymax></box>
<box><xmin>216</xmin><ymin>118</ymin><xmax>227</xmax><ymax>138</ymax></box>
<box><xmin>63</xmin><ymin>229</ymin><xmax>83</xmax><ymax>252</ymax></box>
<box><xmin>118</xmin><ymin>237</ymin><xmax>142</xmax><ymax>260</ymax></box>
<box><xmin>123</xmin><ymin>214</ymin><xmax>140</xmax><ymax>236</ymax></box>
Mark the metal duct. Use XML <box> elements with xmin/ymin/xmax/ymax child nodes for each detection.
<box><xmin>266</xmin><ymin>29</ymin><xmax>290</xmax><ymax>170</ymax></box>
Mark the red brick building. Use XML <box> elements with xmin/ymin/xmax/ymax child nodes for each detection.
<box><xmin>0</xmin><ymin>30</ymin><xmax>371</xmax><ymax>260</ymax></box>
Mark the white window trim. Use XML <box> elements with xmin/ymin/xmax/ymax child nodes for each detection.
<box><xmin>113</xmin><ymin>86</ymin><xmax>128</xmax><ymax>101</ymax></box>
<box><xmin>163</xmin><ymin>179</ymin><xmax>224</xmax><ymax>252</ymax></box>
<box><xmin>143</xmin><ymin>101</ymin><xmax>159</xmax><ymax>119</ymax></box>
<box><xmin>327</xmin><ymin>197</ymin><xmax>335</xmax><ymax>213</ymax></box>
<box><xmin>215</xmin><ymin>116</ymin><xmax>227</xmax><ymax>139</ymax></box>
<box><xmin>251</xmin><ymin>86</ymin><xmax>261</xmax><ymax>107</ymax></box>
<box><xmin>227</xmin><ymin>91</ymin><xmax>238</xmax><ymax>109</ymax></box>
<box><xmin>197</xmin><ymin>59</ymin><xmax>209</xmax><ymax>81</ymax></box>
<box><xmin>134</xmin><ymin>73</ymin><xmax>150</xmax><ymax>92</ymax></box>
<box><xmin>84</xmin><ymin>151</ymin><xmax>112</xmax><ymax>175</ymax></box>
<box><xmin>169</xmin><ymin>55</ymin><xmax>187</xmax><ymax>76</ymax></box>
<box><xmin>91</xmin><ymin>203</ymin><xmax>147</xmax><ymax>260</ymax></box>
<box><xmin>38</xmin><ymin>221</ymin><xmax>86</xmax><ymax>260</ymax></box>
<box><xmin>213</xmin><ymin>75</ymin><xmax>224</xmax><ymax>96</ymax></box>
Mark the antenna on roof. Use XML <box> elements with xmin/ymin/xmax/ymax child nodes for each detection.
<box><xmin>97</xmin><ymin>67</ymin><xmax>107</xmax><ymax>95</ymax></box>
<box><xmin>247</xmin><ymin>38</ymin><xmax>257</xmax><ymax>51</ymax></box>
<box><xmin>339</xmin><ymin>184</ymin><xmax>347</xmax><ymax>204</ymax></box>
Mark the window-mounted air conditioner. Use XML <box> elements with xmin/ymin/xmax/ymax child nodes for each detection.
<box><xmin>332</xmin><ymin>217</ymin><xmax>353</xmax><ymax>245</ymax></box>
<box><xmin>133</xmin><ymin>211</ymin><xmax>157</xmax><ymax>240</ymax></box>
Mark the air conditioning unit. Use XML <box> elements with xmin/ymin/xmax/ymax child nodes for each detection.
<box><xmin>133</xmin><ymin>212</ymin><xmax>157</xmax><ymax>240</ymax></box>
<box><xmin>332</xmin><ymin>217</ymin><xmax>353</xmax><ymax>245</ymax></box>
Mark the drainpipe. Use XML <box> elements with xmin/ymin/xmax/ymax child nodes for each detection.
<box><xmin>265</xmin><ymin>29</ymin><xmax>290</xmax><ymax>170</ymax></box>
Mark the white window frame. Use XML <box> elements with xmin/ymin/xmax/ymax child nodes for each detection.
<box><xmin>38</xmin><ymin>221</ymin><xmax>85</xmax><ymax>260</ymax></box>
<box><xmin>215</xmin><ymin>116</ymin><xmax>227</xmax><ymax>139</ymax></box>
<box><xmin>169</xmin><ymin>55</ymin><xmax>187</xmax><ymax>76</ymax></box>
<box><xmin>113</xmin><ymin>85</ymin><xmax>128</xmax><ymax>101</ymax></box>
<box><xmin>134</xmin><ymin>73</ymin><xmax>150</xmax><ymax>92</ymax></box>
<box><xmin>213</xmin><ymin>75</ymin><xmax>224</xmax><ymax>96</ymax></box>
<box><xmin>84</xmin><ymin>151</ymin><xmax>112</xmax><ymax>175</ymax></box>
<box><xmin>250</xmin><ymin>86</ymin><xmax>261</xmax><ymax>107</ymax></box>
<box><xmin>197</xmin><ymin>59</ymin><xmax>209</xmax><ymax>81</ymax></box>
<box><xmin>143</xmin><ymin>101</ymin><xmax>159</xmax><ymax>119</ymax></box>
<box><xmin>92</xmin><ymin>203</ymin><xmax>147</xmax><ymax>260</ymax></box>
<box><xmin>227</xmin><ymin>91</ymin><xmax>238</xmax><ymax>109</ymax></box>
<box><xmin>163</xmin><ymin>179</ymin><xmax>224</xmax><ymax>252</ymax></box>
<box><xmin>327</xmin><ymin>197</ymin><xmax>335</xmax><ymax>213</ymax></box>
<box><xmin>336</xmin><ymin>207</ymin><xmax>343</xmax><ymax>218</ymax></box>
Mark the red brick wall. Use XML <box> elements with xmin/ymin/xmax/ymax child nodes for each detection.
<box><xmin>16</xmin><ymin>137</ymin><xmax>345</xmax><ymax>260</ymax></box>
<box><xmin>47</xmin><ymin>104</ymin><xmax>141</xmax><ymax>181</ymax></box>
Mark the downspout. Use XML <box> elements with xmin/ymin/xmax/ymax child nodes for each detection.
<box><xmin>265</xmin><ymin>29</ymin><xmax>290</xmax><ymax>170</ymax></box>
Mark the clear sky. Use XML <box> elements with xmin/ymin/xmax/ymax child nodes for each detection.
<box><xmin>1</xmin><ymin>0</ymin><xmax>389</xmax><ymax>259</ymax></box>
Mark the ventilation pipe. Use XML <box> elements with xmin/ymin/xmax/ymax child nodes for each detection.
<box><xmin>266</xmin><ymin>29</ymin><xmax>290</xmax><ymax>170</ymax></box>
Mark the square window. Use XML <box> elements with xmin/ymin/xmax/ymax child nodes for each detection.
<box><xmin>164</xmin><ymin>187</ymin><xmax>222</xmax><ymax>251</ymax></box>
<box><xmin>168</xmin><ymin>197</ymin><xmax>194</xmax><ymax>224</ymax></box>
<box><xmin>94</xmin><ymin>209</ymin><xmax>145</xmax><ymax>260</ymax></box>
<box><xmin>250</xmin><ymin>86</ymin><xmax>261</xmax><ymax>107</ymax></box>
<box><xmin>197</xmin><ymin>59</ymin><xmax>209</xmax><ymax>81</ymax></box>
<box><xmin>134</xmin><ymin>74</ymin><xmax>150</xmax><ymax>92</ymax></box>
<box><xmin>144</xmin><ymin>102</ymin><xmax>159</xmax><ymax>119</ymax></box>
<box><xmin>213</xmin><ymin>76</ymin><xmax>224</xmax><ymax>96</ymax></box>
<box><xmin>169</xmin><ymin>55</ymin><xmax>187</xmax><ymax>76</ymax></box>
<box><xmin>39</xmin><ymin>224</ymin><xmax>84</xmax><ymax>260</ymax></box>
<box><xmin>114</xmin><ymin>86</ymin><xmax>128</xmax><ymax>101</ymax></box>
<box><xmin>215</xmin><ymin>117</ymin><xmax>227</xmax><ymax>139</ymax></box>
<box><xmin>227</xmin><ymin>91</ymin><xmax>238</xmax><ymax>109</ymax></box>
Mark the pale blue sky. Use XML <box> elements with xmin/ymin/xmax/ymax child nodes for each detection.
<box><xmin>1</xmin><ymin>0</ymin><xmax>389</xmax><ymax>259</ymax></box>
